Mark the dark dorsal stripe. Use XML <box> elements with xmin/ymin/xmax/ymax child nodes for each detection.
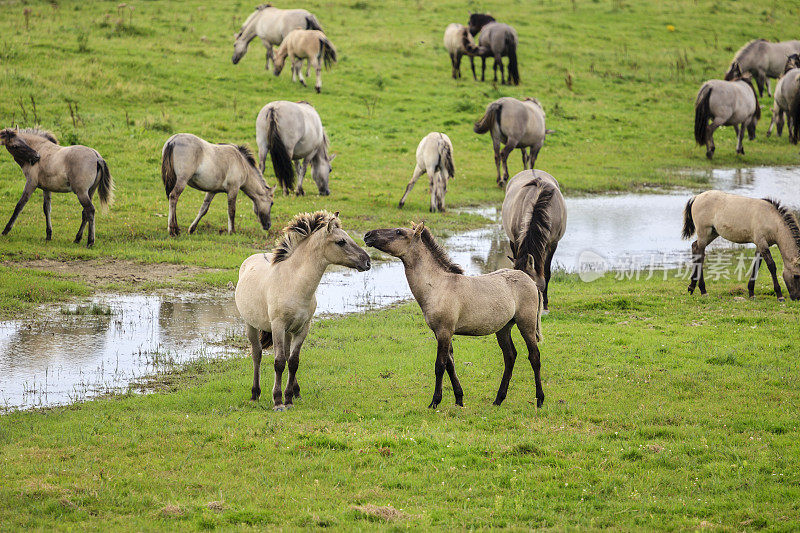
<box><xmin>420</xmin><ymin>227</ymin><xmax>464</xmax><ymax>274</ymax></box>
<box><xmin>764</xmin><ymin>198</ymin><xmax>800</xmax><ymax>253</ymax></box>
<box><xmin>514</xmin><ymin>180</ymin><xmax>554</xmax><ymax>275</ymax></box>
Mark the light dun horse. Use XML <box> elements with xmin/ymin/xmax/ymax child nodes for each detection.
<box><xmin>0</xmin><ymin>128</ymin><xmax>113</xmax><ymax>247</ymax></box>
<box><xmin>235</xmin><ymin>211</ymin><xmax>371</xmax><ymax>410</ymax></box>
<box><xmin>273</xmin><ymin>29</ymin><xmax>337</xmax><ymax>93</ymax></box>
<box><xmin>694</xmin><ymin>64</ymin><xmax>760</xmax><ymax>159</ymax></box>
<box><xmin>443</xmin><ymin>23</ymin><xmax>482</xmax><ymax>79</ymax></box>
<box><xmin>766</xmin><ymin>54</ymin><xmax>800</xmax><ymax>138</ymax></box>
<box><xmin>502</xmin><ymin>170</ymin><xmax>567</xmax><ymax>312</ymax></box>
<box><xmin>256</xmin><ymin>100</ymin><xmax>335</xmax><ymax>196</ymax></box>
<box><xmin>725</xmin><ymin>39</ymin><xmax>800</xmax><ymax>97</ymax></box>
<box><xmin>161</xmin><ymin>133</ymin><xmax>274</xmax><ymax>236</ymax></box>
<box><xmin>398</xmin><ymin>132</ymin><xmax>455</xmax><ymax>212</ymax></box>
<box><xmin>474</xmin><ymin>97</ymin><xmax>551</xmax><ymax>186</ymax></box>
<box><xmin>364</xmin><ymin>222</ymin><xmax>545</xmax><ymax>408</ymax></box>
<box><xmin>232</xmin><ymin>3</ymin><xmax>322</xmax><ymax>69</ymax></box>
<box><xmin>682</xmin><ymin>191</ymin><xmax>800</xmax><ymax>301</ymax></box>
<box><xmin>467</xmin><ymin>14</ymin><xmax>519</xmax><ymax>85</ymax></box>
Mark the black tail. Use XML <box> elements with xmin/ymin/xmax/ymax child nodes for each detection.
<box><xmin>96</xmin><ymin>157</ymin><xmax>114</xmax><ymax>210</ymax></box>
<box><xmin>694</xmin><ymin>84</ymin><xmax>712</xmax><ymax>145</ymax></box>
<box><xmin>265</xmin><ymin>108</ymin><xmax>294</xmax><ymax>190</ymax></box>
<box><xmin>790</xmin><ymin>84</ymin><xmax>800</xmax><ymax>144</ymax></box>
<box><xmin>320</xmin><ymin>37</ymin><xmax>337</xmax><ymax>70</ymax></box>
<box><xmin>260</xmin><ymin>331</ymin><xmax>273</xmax><ymax>350</ymax></box>
<box><xmin>681</xmin><ymin>197</ymin><xmax>696</xmax><ymax>239</ymax></box>
<box><xmin>161</xmin><ymin>140</ymin><xmax>176</xmax><ymax>198</ymax></box>
<box><xmin>439</xmin><ymin>140</ymin><xmax>455</xmax><ymax>179</ymax></box>
<box><xmin>505</xmin><ymin>33</ymin><xmax>519</xmax><ymax>85</ymax></box>
<box><xmin>514</xmin><ymin>184</ymin><xmax>554</xmax><ymax>277</ymax></box>
<box><xmin>474</xmin><ymin>102</ymin><xmax>502</xmax><ymax>134</ymax></box>
<box><xmin>305</xmin><ymin>14</ymin><xmax>323</xmax><ymax>32</ymax></box>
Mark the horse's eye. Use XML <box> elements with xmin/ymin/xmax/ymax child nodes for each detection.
<box><xmin>336</xmin><ymin>239</ymin><xmax>346</xmax><ymax>246</ymax></box>
<box><xmin>395</xmin><ymin>229</ymin><xmax>402</xmax><ymax>235</ymax></box>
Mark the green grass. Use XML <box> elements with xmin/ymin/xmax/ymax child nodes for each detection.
<box><xmin>0</xmin><ymin>265</ymin><xmax>89</xmax><ymax>314</ymax></box>
<box><xmin>1</xmin><ymin>273</ymin><xmax>799</xmax><ymax>530</ymax></box>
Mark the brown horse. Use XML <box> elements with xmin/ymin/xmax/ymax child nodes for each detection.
<box><xmin>272</xmin><ymin>29</ymin><xmax>337</xmax><ymax>93</ymax></box>
<box><xmin>364</xmin><ymin>222</ymin><xmax>545</xmax><ymax>408</ymax></box>
<box><xmin>682</xmin><ymin>190</ymin><xmax>800</xmax><ymax>301</ymax></box>
<box><xmin>0</xmin><ymin>128</ymin><xmax>113</xmax><ymax>247</ymax></box>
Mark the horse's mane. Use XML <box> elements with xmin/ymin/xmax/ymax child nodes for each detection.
<box><xmin>256</xmin><ymin>3</ymin><xmax>273</xmax><ymax>10</ymax></box>
<box><xmin>733</xmin><ymin>38</ymin><xmax>767</xmax><ymax>60</ymax></box>
<box><xmin>272</xmin><ymin>210</ymin><xmax>340</xmax><ymax>264</ymax></box>
<box><xmin>18</xmin><ymin>128</ymin><xmax>58</xmax><ymax>144</ymax></box>
<box><xmin>763</xmin><ymin>198</ymin><xmax>800</xmax><ymax>254</ymax></box>
<box><xmin>514</xmin><ymin>180</ymin><xmax>554</xmax><ymax>275</ymax></box>
<box><xmin>237</xmin><ymin>5</ymin><xmax>272</xmax><ymax>38</ymax></box>
<box><xmin>523</xmin><ymin>97</ymin><xmax>544</xmax><ymax>109</ymax></box>
<box><xmin>296</xmin><ymin>100</ymin><xmax>313</xmax><ymax>107</ymax></box>
<box><xmin>784</xmin><ymin>54</ymin><xmax>800</xmax><ymax>74</ymax></box>
<box><xmin>419</xmin><ymin>226</ymin><xmax>464</xmax><ymax>274</ymax></box>
<box><xmin>235</xmin><ymin>144</ymin><xmax>257</xmax><ymax>169</ymax></box>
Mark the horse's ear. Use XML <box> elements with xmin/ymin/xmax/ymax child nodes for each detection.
<box><xmin>327</xmin><ymin>213</ymin><xmax>339</xmax><ymax>232</ymax></box>
<box><xmin>329</xmin><ymin>153</ymin><xmax>337</xmax><ymax>161</ymax></box>
<box><xmin>527</xmin><ymin>254</ymin><xmax>536</xmax><ymax>272</ymax></box>
<box><xmin>413</xmin><ymin>221</ymin><xmax>425</xmax><ymax>238</ymax></box>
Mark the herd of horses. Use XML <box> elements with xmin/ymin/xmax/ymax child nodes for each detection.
<box><xmin>2</xmin><ymin>4</ymin><xmax>800</xmax><ymax>411</ymax></box>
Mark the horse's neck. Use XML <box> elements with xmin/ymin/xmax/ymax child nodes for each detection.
<box><xmin>773</xmin><ymin>219</ymin><xmax>800</xmax><ymax>264</ymax></box>
<box><xmin>401</xmin><ymin>249</ymin><xmax>449</xmax><ymax>307</ymax></box>
<box><xmin>278</xmin><ymin>240</ymin><xmax>329</xmax><ymax>300</ymax></box>
<box><xmin>242</xmin><ymin>170</ymin><xmax>267</xmax><ymax>198</ymax></box>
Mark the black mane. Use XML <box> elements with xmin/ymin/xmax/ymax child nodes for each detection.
<box><xmin>764</xmin><ymin>198</ymin><xmax>800</xmax><ymax>253</ymax></box>
<box><xmin>468</xmin><ymin>13</ymin><xmax>495</xmax><ymax>36</ymax></box>
<box><xmin>514</xmin><ymin>180</ymin><xmax>554</xmax><ymax>275</ymax></box>
<box><xmin>235</xmin><ymin>144</ymin><xmax>257</xmax><ymax>169</ymax></box>
<box><xmin>273</xmin><ymin>211</ymin><xmax>339</xmax><ymax>264</ymax></box>
<box><xmin>420</xmin><ymin>227</ymin><xmax>463</xmax><ymax>274</ymax></box>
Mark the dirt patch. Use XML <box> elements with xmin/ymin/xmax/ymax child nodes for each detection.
<box><xmin>352</xmin><ymin>504</ymin><xmax>408</xmax><ymax>522</ymax></box>
<box><xmin>160</xmin><ymin>504</ymin><xmax>183</xmax><ymax>517</ymax></box>
<box><xmin>4</xmin><ymin>259</ymin><xmax>221</xmax><ymax>286</ymax></box>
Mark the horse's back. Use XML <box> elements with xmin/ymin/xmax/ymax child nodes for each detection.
<box><xmin>443</xmin><ymin>23</ymin><xmax>464</xmax><ymax>51</ymax></box>
<box><xmin>702</xmin><ymin>80</ymin><xmax>756</xmax><ymax>121</ymax></box>
<box><xmin>503</xmin><ymin>170</ymin><xmax>566</xmax><ymax>244</ymax></box>
<box><xmin>235</xmin><ymin>253</ymin><xmax>274</xmax><ymax>332</ymax></box>
<box><xmin>776</xmin><ymin>69</ymin><xmax>800</xmax><ymax>109</ymax></box>
<box><xmin>692</xmin><ymin>190</ymin><xmax>764</xmax><ymax>243</ymax></box>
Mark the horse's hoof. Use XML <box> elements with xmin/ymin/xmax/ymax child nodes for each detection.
<box><xmin>273</xmin><ymin>405</ymin><xmax>286</xmax><ymax>412</ymax></box>
<box><xmin>296</xmin><ymin>187</ymin><xmax>305</xmax><ymax>196</ymax></box>
<box><xmin>536</xmin><ymin>396</ymin><xmax>545</xmax><ymax>408</ymax></box>
<box><xmin>736</xmin><ymin>149</ymin><xmax>744</xmax><ymax>155</ymax></box>
<box><xmin>284</xmin><ymin>403</ymin><xmax>293</xmax><ymax>410</ymax></box>
<box><xmin>687</xmin><ymin>287</ymin><xmax>694</xmax><ymax>294</ymax></box>
<box><xmin>86</xmin><ymin>242</ymin><xmax>94</xmax><ymax>249</ymax></box>
<box><xmin>398</xmin><ymin>202</ymin><xmax>404</xmax><ymax>209</ymax></box>
<box><xmin>188</xmin><ymin>227</ymin><xmax>196</xmax><ymax>235</ymax></box>
<box><xmin>541</xmin><ymin>309</ymin><xmax>550</xmax><ymax>316</ymax></box>
<box><xmin>705</xmin><ymin>151</ymin><xmax>714</xmax><ymax>159</ymax></box>
<box><xmin>778</xmin><ymin>297</ymin><xmax>786</xmax><ymax>303</ymax></box>
<box><xmin>427</xmin><ymin>400</ymin><xmax>440</xmax><ymax>409</ymax></box>
<box><xmin>700</xmin><ymin>292</ymin><xmax>708</xmax><ymax>297</ymax></box>
<box><xmin>315</xmin><ymin>87</ymin><xmax>321</xmax><ymax>94</ymax></box>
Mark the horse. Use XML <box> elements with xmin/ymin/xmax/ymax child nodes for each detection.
<box><xmin>501</xmin><ymin>170</ymin><xmax>567</xmax><ymax>313</ymax></box>
<box><xmin>235</xmin><ymin>211</ymin><xmax>371</xmax><ymax>411</ymax></box>
<box><xmin>0</xmin><ymin>128</ymin><xmax>113</xmax><ymax>247</ymax></box>
<box><xmin>467</xmin><ymin>13</ymin><xmax>495</xmax><ymax>37</ymax></box>
<box><xmin>160</xmin><ymin>133</ymin><xmax>274</xmax><ymax>237</ymax></box>
<box><xmin>398</xmin><ymin>132</ymin><xmax>455</xmax><ymax>212</ymax></box>
<box><xmin>364</xmin><ymin>222</ymin><xmax>545</xmax><ymax>409</ymax></box>
<box><xmin>694</xmin><ymin>64</ymin><xmax>760</xmax><ymax>159</ymax></box>
<box><xmin>682</xmin><ymin>191</ymin><xmax>800</xmax><ymax>301</ymax></box>
<box><xmin>443</xmin><ymin>23</ymin><xmax>482</xmax><ymax>79</ymax></box>
<box><xmin>476</xmin><ymin>23</ymin><xmax>520</xmax><ymax>85</ymax></box>
<box><xmin>474</xmin><ymin>97</ymin><xmax>551</xmax><ymax>187</ymax></box>
<box><xmin>272</xmin><ymin>29</ymin><xmax>337</xmax><ymax>93</ymax></box>
<box><xmin>724</xmin><ymin>39</ymin><xmax>800</xmax><ymax>97</ymax></box>
<box><xmin>232</xmin><ymin>3</ymin><xmax>323</xmax><ymax>70</ymax></box>
<box><xmin>766</xmin><ymin>54</ymin><xmax>800</xmax><ymax>138</ymax></box>
<box><xmin>256</xmin><ymin>100</ymin><xmax>335</xmax><ymax>196</ymax></box>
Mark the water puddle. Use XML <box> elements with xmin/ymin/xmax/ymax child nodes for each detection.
<box><xmin>2</xmin><ymin>166</ymin><xmax>797</xmax><ymax>411</ymax></box>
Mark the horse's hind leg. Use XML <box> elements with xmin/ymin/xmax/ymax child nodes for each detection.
<box><xmin>517</xmin><ymin>318</ymin><xmax>545</xmax><ymax>408</ymax></box>
<box><xmin>470</xmin><ymin>56</ymin><xmax>477</xmax><ymax>81</ymax></box>
<box><xmin>188</xmin><ymin>192</ymin><xmax>215</xmax><ymax>234</ymax></box>
<box><xmin>530</xmin><ymin>144</ymin><xmax>542</xmax><ymax>169</ymax></box>
<box><xmin>499</xmin><ymin>138</ymin><xmax>519</xmax><ymax>186</ymax></box>
<box><xmin>429</xmin><ymin>333</ymin><xmax>455</xmax><ymax>409</ymax></box>
<box><xmin>74</xmin><ymin>192</ymin><xmax>96</xmax><ymax>247</ymax></box>
<box><xmin>296</xmin><ymin>159</ymin><xmax>308</xmax><ymax>196</ymax></box>
<box><xmin>270</xmin><ymin>323</ymin><xmax>290</xmax><ymax>411</ymax></box>
<box><xmin>760</xmin><ymin>247</ymin><xmax>786</xmax><ymax>301</ymax></box>
<box><xmin>493</xmin><ymin>321</ymin><xmax>518</xmax><ymax>406</ymax></box>
<box><xmin>735</xmin><ymin>121</ymin><xmax>746</xmax><ymax>155</ymax></box>
<box><xmin>705</xmin><ymin>118</ymin><xmax>724</xmax><ymax>159</ymax></box>
<box><xmin>492</xmin><ymin>137</ymin><xmax>503</xmax><ymax>186</ymax></box>
<box><xmin>543</xmin><ymin>244</ymin><xmax>558</xmax><ymax>312</ymax></box>
<box><xmin>167</xmin><ymin>181</ymin><xmax>186</xmax><ymax>236</ymax></box>
<box><xmin>2</xmin><ymin>179</ymin><xmax>36</xmax><ymax>236</ymax></box>
<box><xmin>520</xmin><ymin>147</ymin><xmax>529</xmax><ymax>169</ymax></box>
<box><xmin>226</xmin><ymin>191</ymin><xmax>238</xmax><ymax>234</ymax></box>
<box><xmin>688</xmin><ymin>236</ymin><xmax>714</xmax><ymax>295</ymax></box>
<box><xmin>481</xmin><ymin>56</ymin><xmax>486</xmax><ymax>82</ymax></box>
<box><xmin>399</xmin><ymin>164</ymin><xmax>425</xmax><ymax>208</ymax></box>
<box><xmin>444</xmin><ymin>341</ymin><xmax>463</xmax><ymax>406</ymax></box>
<box><xmin>313</xmin><ymin>57</ymin><xmax>322</xmax><ymax>93</ymax></box>
<box><xmin>495</xmin><ymin>55</ymin><xmax>505</xmax><ymax>84</ymax></box>
<box><xmin>455</xmin><ymin>51</ymin><xmax>463</xmax><ymax>79</ymax></box>
<box><xmin>246</xmin><ymin>325</ymin><xmax>263</xmax><ymax>401</ymax></box>
<box><xmin>42</xmin><ymin>190</ymin><xmax>52</xmax><ymax>241</ymax></box>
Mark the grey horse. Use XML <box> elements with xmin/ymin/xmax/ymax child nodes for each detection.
<box><xmin>767</xmin><ymin>54</ymin><xmax>800</xmax><ymax>139</ymax></box>
<box><xmin>0</xmin><ymin>128</ymin><xmax>113</xmax><ymax>247</ymax></box>
<box><xmin>724</xmin><ymin>39</ymin><xmax>800</xmax><ymax>97</ymax></box>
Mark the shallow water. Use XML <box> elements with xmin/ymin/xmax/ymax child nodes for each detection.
<box><xmin>2</xmin><ymin>166</ymin><xmax>797</xmax><ymax>411</ymax></box>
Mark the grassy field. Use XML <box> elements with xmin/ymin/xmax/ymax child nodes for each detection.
<box><xmin>2</xmin><ymin>274</ymin><xmax>799</xmax><ymax>530</ymax></box>
<box><xmin>2</xmin><ymin>0</ymin><xmax>800</xmax><ymax>529</ymax></box>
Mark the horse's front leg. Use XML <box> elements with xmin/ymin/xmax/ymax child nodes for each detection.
<box><xmin>492</xmin><ymin>136</ymin><xmax>502</xmax><ymax>186</ymax></box>
<box><xmin>270</xmin><ymin>323</ymin><xmax>290</xmax><ymax>411</ymax></box>
<box><xmin>399</xmin><ymin>164</ymin><xmax>424</xmax><ymax>208</ymax></box>
<box><xmin>74</xmin><ymin>192</ymin><xmax>96</xmax><ymax>247</ymax></box>
<box><xmin>313</xmin><ymin>57</ymin><xmax>322</xmax><ymax>93</ymax></box>
<box><xmin>2</xmin><ymin>179</ymin><xmax>37</xmax><ymax>236</ymax></box>
<box><xmin>747</xmin><ymin>252</ymin><xmax>762</xmax><ymax>299</ymax></box>
<box><xmin>189</xmin><ymin>192</ymin><xmax>215</xmax><ymax>234</ymax></box>
<box><xmin>429</xmin><ymin>332</ymin><xmax>453</xmax><ymax>409</ymax></box>
<box><xmin>481</xmin><ymin>56</ymin><xmax>486</xmax><ymax>82</ymax></box>
<box><xmin>760</xmin><ymin>248</ymin><xmax>786</xmax><ymax>301</ymax></box>
<box><xmin>246</xmin><ymin>324</ymin><xmax>263</xmax><ymax>401</ymax></box>
<box><xmin>226</xmin><ymin>190</ymin><xmax>238</xmax><ymax>234</ymax></box>
<box><xmin>42</xmin><ymin>190</ymin><xmax>52</xmax><ymax>241</ymax></box>
<box><xmin>294</xmin><ymin>58</ymin><xmax>307</xmax><ymax>87</ymax></box>
<box><xmin>261</xmin><ymin>40</ymin><xmax>273</xmax><ymax>70</ymax></box>
<box><xmin>284</xmin><ymin>323</ymin><xmax>309</xmax><ymax>407</ymax></box>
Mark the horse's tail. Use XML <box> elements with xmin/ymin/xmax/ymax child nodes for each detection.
<box><xmin>474</xmin><ymin>102</ymin><xmax>501</xmax><ymax>134</ymax></box>
<box><xmin>694</xmin><ymin>84</ymin><xmax>712</xmax><ymax>145</ymax></box>
<box><xmin>319</xmin><ymin>37</ymin><xmax>337</xmax><ymax>69</ymax></box>
<box><xmin>305</xmin><ymin>14</ymin><xmax>323</xmax><ymax>32</ymax></box>
<box><xmin>438</xmin><ymin>138</ymin><xmax>455</xmax><ymax>179</ymax></box>
<box><xmin>161</xmin><ymin>139</ymin><xmax>177</xmax><ymax>198</ymax></box>
<box><xmin>790</xmin><ymin>84</ymin><xmax>800</xmax><ymax>143</ymax></box>
<box><xmin>681</xmin><ymin>197</ymin><xmax>696</xmax><ymax>240</ymax></box>
<box><xmin>96</xmin><ymin>157</ymin><xmax>114</xmax><ymax>211</ymax></box>
<box><xmin>514</xmin><ymin>185</ymin><xmax>554</xmax><ymax>277</ymax></box>
<box><xmin>260</xmin><ymin>330</ymin><xmax>273</xmax><ymax>350</ymax></box>
<box><xmin>505</xmin><ymin>32</ymin><xmax>520</xmax><ymax>85</ymax></box>
<box><xmin>265</xmin><ymin>107</ymin><xmax>295</xmax><ymax>190</ymax></box>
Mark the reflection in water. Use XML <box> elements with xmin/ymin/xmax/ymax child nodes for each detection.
<box><xmin>2</xmin><ymin>166</ymin><xmax>798</xmax><ymax>411</ymax></box>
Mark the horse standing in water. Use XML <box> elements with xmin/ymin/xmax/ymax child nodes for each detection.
<box><xmin>682</xmin><ymin>191</ymin><xmax>800</xmax><ymax>301</ymax></box>
<box><xmin>474</xmin><ymin>97</ymin><xmax>550</xmax><ymax>186</ymax></box>
<box><xmin>235</xmin><ymin>211</ymin><xmax>371</xmax><ymax>410</ymax></box>
<box><xmin>272</xmin><ymin>29</ymin><xmax>337</xmax><ymax>93</ymax></box>
<box><xmin>502</xmin><ymin>170</ymin><xmax>567</xmax><ymax>313</ymax></box>
<box><xmin>0</xmin><ymin>128</ymin><xmax>113</xmax><ymax>247</ymax></box>
<box><xmin>232</xmin><ymin>4</ymin><xmax>323</xmax><ymax>70</ymax></box>
<box><xmin>161</xmin><ymin>133</ymin><xmax>274</xmax><ymax>236</ymax></box>
<box><xmin>725</xmin><ymin>39</ymin><xmax>800</xmax><ymax>97</ymax></box>
<box><xmin>443</xmin><ymin>23</ymin><xmax>482</xmax><ymax>79</ymax></box>
<box><xmin>766</xmin><ymin>54</ymin><xmax>800</xmax><ymax>138</ymax></box>
<box><xmin>694</xmin><ymin>64</ymin><xmax>760</xmax><ymax>159</ymax></box>
<box><xmin>256</xmin><ymin>100</ymin><xmax>335</xmax><ymax>196</ymax></box>
<box><xmin>364</xmin><ymin>222</ymin><xmax>545</xmax><ymax>408</ymax></box>
<box><xmin>398</xmin><ymin>132</ymin><xmax>455</xmax><ymax>212</ymax></box>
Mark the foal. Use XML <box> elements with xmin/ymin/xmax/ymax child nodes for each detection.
<box><xmin>365</xmin><ymin>222</ymin><xmax>545</xmax><ymax>408</ymax></box>
<box><xmin>273</xmin><ymin>29</ymin><xmax>337</xmax><ymax>93</ymax></box>
<box><xmin>398</xmin><ymin>132</ymin><xmax>455</xmax><ymax>212</ymax></box>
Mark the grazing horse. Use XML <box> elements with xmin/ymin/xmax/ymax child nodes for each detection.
<box><xmin>694</xmin><ymin>64</ymin><xmax>760</xmax><ymax>159</ymax></box>
<box><xmin>474</xmin><ymin>97</ymin><xmax>551</xmax><ymax>186</ymax></box>
<box><xmin>682</xmin><ymin>191</ymin><xmax>800</xmax><ymax>301</ymax></box>
<box><xmin>272</xmin><ymin>29</ymin><xmax>337</xmax><ymax>93</ymax></box>
<box><xmin>443</xmin><ymin>23</ymin><xmax>482</xmax><ymax>79</ymax></box>
<box><xmin>766</xmin><ymin>54</ymin><xmax>800</xmax><ymax>138</ymax></box>
<box><xmin>364</xmin><ymin>222</ymin><xmax>545</xmax><ymax>408</ymax></box>
<box><xmin>0</xmin><ymin>128</ymin><xmax>113</xmax><ymax>247</ymax></box>
<box><xmin>502</xmin><ymin>170</ymin><xmax>567</xmax><ymax>312</ymax></box>
<box><xmin>398</xmin><ymin>132</ymin><xmax>455</xmax><ymax>212</ymax></box>
<box><xmin>232</xmin><ymin>3</ymin><xmax>323</xmax><ymax>70</ymax></box>
<box><xmin>161</xmin><ymin>133</ymin><xmax>274</xmax><ymax>236</ymax></box>
<box><xmin>256</xmin><ymin>100</ymin><xmax>335</xmax><ymax>196</ymax></box>
<box><xmin>235</xmin><ymin>211</ymin><xmax>371</xmax><ymax>410</ymax></box>
<box><xmin>724</xmin><ymin>39</ymin><xmax>800</xmax><ymax>97</ymax></box>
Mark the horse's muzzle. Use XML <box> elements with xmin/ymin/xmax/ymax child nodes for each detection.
<box><xmin>357</xmin><ymin>257</ymin><xmax>371</xmax><ymax>272</ymax></box>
